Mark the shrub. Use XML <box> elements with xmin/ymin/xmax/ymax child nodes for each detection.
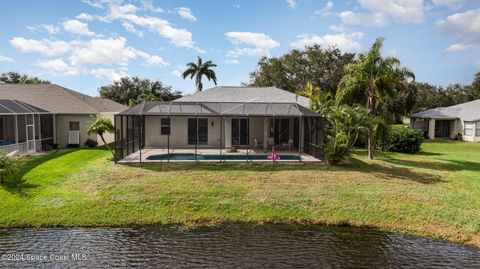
<box><xmin>84</xmin><ymin>138</ymin><xmax>98</xmax><ymax>148</ymax></box>
<box><xmin>67</xmin><ymin>144</ymin><xmax>80</xmax><ymax>148</ymax></box>
<box><xmin>0</xmin><ymin>152</ymin><xmax>19</xmax><ymax>184</ymax></box>
<box><xmin>388</xmin><ymin>125</ymin><xmax>424</xmax><ymax>153</ymax></box>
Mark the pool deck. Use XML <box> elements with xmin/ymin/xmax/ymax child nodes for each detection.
<box><xmin>118</xmin><ymin>148</ymin><xmax>322</xmax><ymax>163</ymax></box>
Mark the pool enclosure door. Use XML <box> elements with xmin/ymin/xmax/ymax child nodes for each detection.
<box><xmin>26</xmin><ymin>117</ymin><xmax>36</xmax><ymax>154</ymax></box>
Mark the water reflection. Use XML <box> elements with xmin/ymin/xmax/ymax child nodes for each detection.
<box><xmin>0</xmin><ymin>224</ymin><xmax>478</xmax><ymax>268</ymax></box>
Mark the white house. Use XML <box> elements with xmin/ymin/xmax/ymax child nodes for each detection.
<box><xmin>410</xmin><ymin>99</ymin><xmax>480</xmax><ymax>142</ymax></box>
<box><xmin>114</xmin><ymin>86</ymin><xmax>324</xmax><ymax>162</ymax></box>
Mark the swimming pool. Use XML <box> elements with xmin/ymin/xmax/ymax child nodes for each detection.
<box><xmin>146</xmin><ymin>153</ymin><xmax>301</xmax><ymax>161</ymax></box>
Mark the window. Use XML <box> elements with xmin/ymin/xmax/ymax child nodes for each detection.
<box><xmin>69</xmin><ymin>121</ymin><xmax>80</xmax><ymax>131</ymax></box>
<box><xmin>160</xmin><ymin>118</ymin><xmax>171</xmax><ymax>135</ymax></box>
<box><xmin>464</xmin><ymin>121</ymin><xmax>473</xmax><ymax>136</ymax></box>
<box><xmin>188</xmin><ymin>118</ymin><xmax>208</xmax><ymax>145</ymax></box>
<box><xmin>476</xmin><ymin>122</ymin><xmax>480</xmax><ymax>137</ymax></box>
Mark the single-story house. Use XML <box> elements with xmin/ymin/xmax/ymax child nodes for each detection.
<box><xmin>114</xmin><ymin>86</ymin><xmax>324</xmax><ymax>162</ymax></box>
<box><xmin>410</xmin><ymin>99</ymin><xmax>480</xmax><ymax>142</ymax></box>
<box><xmin>0</xmin><ymin>84</ymin><xmax>126</xmax><ymax>155</ymax></box>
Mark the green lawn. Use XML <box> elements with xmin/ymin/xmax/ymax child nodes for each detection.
<box><xmin>1</xmin><ymin>140</ymin><xmax>479</xmax><ymax>247</ymax></box>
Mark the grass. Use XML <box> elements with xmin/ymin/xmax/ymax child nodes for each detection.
<box><xmin>0</xmin><ymin>140</ymin><xmax>479</xmax><ymax>247</ymax></box>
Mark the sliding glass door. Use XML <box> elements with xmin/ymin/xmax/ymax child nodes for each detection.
<box><xmin>188</xmin><ymin>118</ymin><xmax>208</xmax><ymax>145</ymax></box>
<box><xmin>232</xmin><ymin>118</ymin><xmax>249</xmax><ymax>146</ymax></box>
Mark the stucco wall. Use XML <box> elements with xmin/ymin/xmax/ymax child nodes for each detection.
<box><xmin>144</xmin><ymin>116</ymin><xmax>268</xmax><ymax>148</ymax></box>
<box><xmin>55</xmin><ymin>114</ymin><xmax>97</xmax><ymax>147</ymax></box>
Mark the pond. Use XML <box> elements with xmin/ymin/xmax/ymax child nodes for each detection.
<box><xmin>0</xmin><ymin>224</ymin><xmax>478</xmax><ymax>268</ymax></box>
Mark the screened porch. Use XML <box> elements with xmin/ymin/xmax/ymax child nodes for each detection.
<box><xmin>114</xmin><ymin>101</ymin><xmax>324</xmax><ymax>163</ymax></box>
<box><xmin>0</xmin><ymin>100</ymin><xmax>55</xmax><ymax>155</ymax></box>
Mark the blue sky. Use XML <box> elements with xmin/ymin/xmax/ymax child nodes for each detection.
<box><xmin>0</xmin><ymin>0</ymin><xmax>479</xmax><ymax>96</ymax></box>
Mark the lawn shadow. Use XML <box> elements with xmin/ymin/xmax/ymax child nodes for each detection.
<box><xmin>1</xmin><ymin>149</ymin><xmax>76</xmax><ymax>197</ymax></box>
<box><xmin>343</xmin><ymin>157</ymin><xmax>445</xmax><ymax>184</ymax></box>
<box><xmin>123</xmin><ymin>161</ymin><xmax>327</xmax><ymax>173</ymax></box>
<box><xmin>379</xmin><ymin>153</ymin><xmax>480</xmax><ymax>173</ymax></box>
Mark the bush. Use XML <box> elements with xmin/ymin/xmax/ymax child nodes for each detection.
<box><xmin>67</xmin><ymin>144</ymin><xmax>80</xmax><ymax>148</ymax></box>
<box><xmin>0</xmin><ymin>152</ymin><xmax>19</xmax><ymax>184</ymax></box>
<box><xmin>84</xmin><ymin>138</ymin><xmax>98</xmax><ymax>148</ymax></box>
<box><xmin>388</xmin><ymin>125</ymin><xmax>424</xmax><ymax>153</ymax></box>
<box><xmin>324</xmin><ymin>132</ymin><xmax>351</xmax><ymax>164</ymax></box>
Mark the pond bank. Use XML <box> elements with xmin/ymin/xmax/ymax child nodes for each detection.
<box><xmin>0</xmin><ymin>140</ymin><xmax>479</xmax><ymax>248</ymax></box>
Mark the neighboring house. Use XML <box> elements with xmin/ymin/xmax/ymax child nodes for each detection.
<box><xmin>114</xmin><ymin>86</ymin><xmax>324</xmax><ymax>162</ymax></box>
<box><xmin>410</xmin><ymin>99</ymin><xmax>480</xmax><ymax>142</ymax></box>
<box><xmin>0</xmin><ymin>84</ymin><xmax>126</xmax><ymax>155</ymax></box>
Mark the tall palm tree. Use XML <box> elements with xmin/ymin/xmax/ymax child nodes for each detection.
<box><xmin>182</xmin><ymin>56</ymin><xmax>217</xmax><ymax>92</ymax></box>
<box><xmin>336</xmin><ymin>38</ymin><xmax>414</xmax><ymax>160</ymax></box>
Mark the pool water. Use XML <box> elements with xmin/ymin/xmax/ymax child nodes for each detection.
<box><xmin>146</xmin><ymin>153</ymin><xmax>301</xmax><ymax>161</ymax></box>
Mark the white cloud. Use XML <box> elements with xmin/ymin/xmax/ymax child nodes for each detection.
<box><xmin>287</xmin><ymin>0</ymin><xmax>297</xmax><ymax>9</ymax></box>
<box><xmin>36</xmin><ymin>59</ymin><xmax>78</xmax><ymax>75</ymax></box>
<box><xmin>170</xmin><ymin>65</ymin><xmax>185</xmax><ymax>77</ymax></box>
<box><xmin>314</xmin><ymin>1</ymin><xmax>334</xmax><ymax>17</ymax></box>
<box><xmin>225</xmin><ymin>32</ymin><xmax>280</xmax><ymax>58</ymax></box>
<box><xmin>122</xmin><ymin>22</ymin><xmax>144</xmax><ymax>37</ymax></box>
<box><xmin>290</xmin><ymin>32</ymin><xmax>364</xmax><ymax>52</ymax></box>
<box><xmin>144</xmin><ymin>55</ymin><xmax>169</xmax><ymax>66</ymax></box>
<box><xmin>437</xmin><ymin>9</ymin><xmax>480</xmax><ymax>53</ymax></box>
<box><xmin>69</xmin><ymin>37</ymin><xmax>138</xmax><ymax>67</ymax></box>
<box><xmin>0</xmin><ymin>55</ymin><xmax>13</xmax><ymax>63</ymax></box>
<box><xmin>340</xmin><ymin>11</ymin><xmax>389</xmax><ymax>27</ymax></box>
<box><xmin>27</xmin><ymin>24</ymin><xmax>61</xmax><ymax>34</ymax></box>
<box><xmin>176</xmin><ymin>7</ymin><xmax>196</xmax><ymax>22</ymax></box>
<box><xmin>225</xmin><ymin>59</ymin><xmax>239</xmax><ymax>64</ymax></box>
<box><xmin>76</xmin><ymin>13</ymin><xmax>94</xmax><ymax>20</ymax></box>
<box><xmin>432</xmin><ymin>0</ymin><xmax>465</xmax><ymax>9</ymax></box>
<box><xmin>96</xmin><ymin>2</ymin><xmax>202</xmax><ymax>51</ymax></box>
<box><xmin>63</xmin><ymin>20</ymin><xmax>95</xmax><ymax>36</ymax></box>
<box><xmin>339</xmin><ymin>0</ymin><xmax>425</xmax><ymax>27</ymax></box>
<box><xmin>10</xmin><ymin>37</ymin><xmax>73</xmax><ymax>56</ymax></box>
<box><xmin>90</xmin><ymin>68</ymin><xmax>128</xmax><ymax>81</ymax></box>
<box><xmin>140</xmin><ymin>0</ymin><xmax>164</xmax><ymax>12</ymax></box>
<box><xmin>359</xmin><ymin>0</ymin><xmax>424</xmax><ymax>23</ymax></box>
<box><xmin>443</xmin><ymin>43</ymin><xmax>476</xmax><ymax>53</ymax></box>
<box><xmin>437</xmin><ymin>9</ymin><xmax>480</xmax><ymax>37</ymax></box>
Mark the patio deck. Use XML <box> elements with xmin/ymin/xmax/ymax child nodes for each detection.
<box><xmin>118</xmin><ymin>148</ymin><xmax>321</xmax><ymax>163</ymax></box>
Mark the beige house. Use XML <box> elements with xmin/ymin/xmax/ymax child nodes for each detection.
<box><xmin>0</xmin><ymin>84</ymin><xmax>126</xmax><ymax>155</ymax></box>
<box><xmin>410</xmin><ymin>99</ymin><xmax>480</xmax><ymax>142</ymax></box>
<box><xmin>115</xmin><ymin>87</ymin><xmax>324</xmax><ymax>162</ymax></box>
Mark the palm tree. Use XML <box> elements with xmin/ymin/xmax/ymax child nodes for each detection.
<box><xmin>86</xmin><ymin>117</ymin><xmax>116</xmax><ymax>157</ymax></box>
<box><xmin>0</xmin><ymin>152</ymin><xmax>18</xmax><ymax>184</ymax></box>
<box><xmin>336</xmin><ymin>38</ymin><xmax>414</xmax><ymax>160</ymax></box>
<box><xmin>182</xmin><ymin>56</ymin><xmax>217</xmax><ymax>92</ymax></box>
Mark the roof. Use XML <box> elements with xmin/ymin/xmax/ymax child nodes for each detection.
<box><xmin>0</xmin><ymin>99</ymin><xmax>50</xmax><ymax>115</ymax></box>
<box><xmin>175</xmin><ymin>86</ymin><xmax>310</xmax><ymax>108</ymax></box>
<box><xmin>411</xmin><ymin>99</ymin><xmax>480</xmax><ymax>121</ymax></box>
<box><xmin>0</xmin><ymin>84</ymin><xmax>126</xmax><ymax>114</ymax></box>
<box><xmin>118</xmin><ymin>101</ymin><xmax>320</xmax><ymax>117</ymax></box>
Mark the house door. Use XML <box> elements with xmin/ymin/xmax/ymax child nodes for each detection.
<box><xmin>231</xmin><ymin>118</ymin><xmax>249</xmax><ymax>146</ymax></box>
<box><xmin>188</xmin><ymin>118</ymin><xmax>208</xmax><ymax>145</ymax></box>
<box><xmin>27</xmin><ymin>125</ymin><xmax>35</xmax><ymax>153</ymax></box>
<box><xmin>274</xmin><ymin>119</ymin><xmax>289</xmax><ymax>145</ymax></box>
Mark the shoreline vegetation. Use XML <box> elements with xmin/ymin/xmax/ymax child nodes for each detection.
<box><xmin>0</xmin><ymin>140</ymin><xmax>479</xmax><ymax>248</ymax></box>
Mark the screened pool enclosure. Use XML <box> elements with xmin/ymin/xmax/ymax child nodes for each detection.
<box><xmin>114</xmin><ymin>101</ymin><xmax>324</xmax><ymax>163</ymax></box>
<box><xmin>0</xmin><ymin>99</ymin><xmax>55</xmax><ymax>155</ymax></box>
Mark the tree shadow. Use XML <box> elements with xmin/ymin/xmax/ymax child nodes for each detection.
<box><xmin>379</xmin><ymin>154</ymin><xmax>480</xmax><ymax>173</ymax></box>
<box><xmin>343</xmin><ymin>158</ymin><xmax>445</xmax><ymax>184</ymax></box>
<box><xmin>1</xmin><ymin>149</ymin><xmax>76</xmax><ymax>197</ymax></box>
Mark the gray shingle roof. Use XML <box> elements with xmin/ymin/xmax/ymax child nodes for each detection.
<box><xmin>0</xmin><ymin>99</ymin><xmax>50</xmax><ymax>114</ymax></box>
<box><xmin>175</xmin><ymin>86</ymin><xmax>310</xmax><ymax>108</ymax></box>
<box><xmin>411</xmin><ymin>99</ymin><xmax>480</xmax><ymax>121</ymax></box>
<box><xmin>0</xmin><ymin>84</ymin><xmax>126</xmax><ymax>114</ymax></box>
